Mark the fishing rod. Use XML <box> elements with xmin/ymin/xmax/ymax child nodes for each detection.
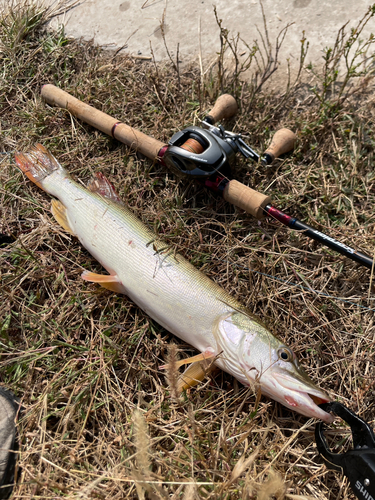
<box><xmin>40</xmin><ymin>84</ymin><xmax>374</xmax><ymax>270</ymax></box>
<box><xmin>40</xmin><ymin>85</ymin><xmax>290</xmax><ymax>219</ymax></box>
<box><xmin>163</xmin><ymin>116</ymin><xmax>373</xmax><ymax>269</ymax></box>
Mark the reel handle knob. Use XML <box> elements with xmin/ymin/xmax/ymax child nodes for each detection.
<box><xmin>262</xmin><ymin>128</ymin><xmax>297</xmax><ymax>165</ymax></box>
<box><xmin>204</xmin><ymin>94</ymin><xmax>238</xmax><ymax>125</ymax></box>
<box><xmin>223</xmin><ymin>180</ymin><xmax>272</xmax><ymax>219</ymax></box>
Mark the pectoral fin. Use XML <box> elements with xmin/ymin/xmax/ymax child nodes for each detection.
<box><xmin>177</xmin><ymin>359</ymin><xmax>216</xmax><ymax>392</ymax></box>
<box><xmin>81</xmin><ymin>270</ymin><xmax>124</xmax><ymax>293</ymax></box>
<box><xmin>160</xmin><ymin>349</ymin><xmax>216</xmax><ymax>392</ymax></box>
<box><xmin>159</xmin><ymin>350</ymin><xmax>216</xmax><ymax>370</ymax></box>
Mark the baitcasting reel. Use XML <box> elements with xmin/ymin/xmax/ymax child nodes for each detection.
<box><xmin>162</xmin><ymin>121</ymin><xmax>262</xmax><ymax>179</ymax></box>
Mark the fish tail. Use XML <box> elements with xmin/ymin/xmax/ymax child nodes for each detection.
<box><xmin>15</xmin><ymin>143</ymin><xmax>66</xmax><ymax>191</ymax></box>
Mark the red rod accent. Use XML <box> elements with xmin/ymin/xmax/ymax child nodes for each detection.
<box><xmin>266</xmin><ymin>205</ymin><xmax>294</xmax><ymax>226</ymax></box>
<box><xmin>111</xmin><ymin>121</ymin><xmax>122</xmax><ymax>138</ymax></box>
<box><xmin>204</xmin><ymin>176</ymin><xmax>228</xmax><ymax>193</ymax></box>
<box><xmin>157</xmin><ymin>145</ymin><xmax>169</xmax><ymax>165</ymax></box>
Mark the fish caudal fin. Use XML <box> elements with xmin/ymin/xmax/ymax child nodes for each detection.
<box><xmin>15</xmin><ymin>144</ymin><xmax>65</xmax><ymax>190</ymax></box>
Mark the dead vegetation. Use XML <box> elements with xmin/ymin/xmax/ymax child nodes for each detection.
<box><xmin>0</xmin><ymin>1</ymin><xmax>375</xmax><ymax>498</ymax></box>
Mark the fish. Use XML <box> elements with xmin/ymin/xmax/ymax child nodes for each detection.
<box><xmin>15</xmin><ymin>144</ymin><xmax>334</xmax><ymax>423</ymax></box>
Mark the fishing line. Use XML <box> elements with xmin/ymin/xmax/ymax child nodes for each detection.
<box><xmin>225</xmin><ymin>258</ymin><xmax>375</xmax><ymax>312</ymax></box>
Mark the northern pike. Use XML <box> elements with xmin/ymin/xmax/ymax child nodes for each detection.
<box><xmin>15</xmin><ymin>144</ymin><xmax>334</xmax><ymax>422</ymax></box>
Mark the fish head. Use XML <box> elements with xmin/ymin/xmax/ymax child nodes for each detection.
<box><xmin>258</xmin><ymin>344</ymin><xmax>334</xmax><ymax>423</ymax></box>
<box><xmin>215</xmin><ymin>311</ymin><xmax>334</xmax><ymax>423</ymax></box>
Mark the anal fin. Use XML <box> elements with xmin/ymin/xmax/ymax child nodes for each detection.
<box><xmin>51</xmin><ymin>199</ymin><xmax>75</xmax><ymax>235</ymax></box>
<box><xmin>81</xmin><ymin>270</ymin><xmax>125</xmax><ymax>294</ymax></box>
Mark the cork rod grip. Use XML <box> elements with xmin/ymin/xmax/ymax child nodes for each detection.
<box><xmin>41</xmin><ymin>84</ymin><xmax>165</xmax><ymax>160</ymax></box>
<box><xmin>264</xmin><ymin>128</ymin><xmax>297</xmax><ymax>162</ymax></box>
<box><xmin>205</xmin><ymin>94</ymin><xmax>238</xmax><ymax>124</ymax></box>
<box><xmin>223</xmin><ymin>180</ymin><xmax>272</xmax><ymax>219</ymax></box>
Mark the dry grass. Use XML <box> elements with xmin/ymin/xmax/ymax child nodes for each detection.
<box><xmin>0</xmin><ymin>1</ymin><xmax>374</xmax><ymax>498</ymax></box>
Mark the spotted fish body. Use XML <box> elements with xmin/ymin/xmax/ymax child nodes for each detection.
<box><xmin>15</xmin><ymin>144</ymin><xmax>333</xmax><ymax>422</ymax></box>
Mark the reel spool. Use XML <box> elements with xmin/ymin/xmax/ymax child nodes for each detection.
<box><xmin>162</xmin><ymin>126</ymin><xmax>237</xmax><ymax>179</ymax></box>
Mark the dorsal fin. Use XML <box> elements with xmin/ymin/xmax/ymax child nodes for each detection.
<box><xmin>87</xmin><ymin>173</ymin><xmax>123</xmax><ymax>204</ymax></box>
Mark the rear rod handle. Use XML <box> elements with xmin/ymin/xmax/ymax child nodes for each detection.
<box><xmin>265</xmin><ymin>205</ymin><xmax>374</xmax><ymax>269</ymax></box>
<box><xmin>41</xmin><ymin>84</ymin><xmax>165</xmax><ymax>160</ymax></box>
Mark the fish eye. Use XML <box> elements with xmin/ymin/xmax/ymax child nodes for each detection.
<box><xmin>278</xmin><ymin>347</ymin><xmax>293</xmax><ymax>362</ymax></box>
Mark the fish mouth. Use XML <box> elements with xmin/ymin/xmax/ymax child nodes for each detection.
<box><xmin>309</xmin><ymin>393</ymin><xmax>330</xmax><ymax>406</ymax></box>
<box><xmin>272</xmin><ymin>372</ymin><xmax>334</xmax><ymax>423</ymax></box>
<box><xmin>302</xmin><ymin>392</ymin><xmax>334</xmax><ymax>423</ymax></box>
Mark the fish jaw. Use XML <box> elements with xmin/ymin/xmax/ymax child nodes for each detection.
<box><xmin>262</xmin><ymin>369</ymin><xmax>334</xmax><ymax>422</ymax></box>
<box><xmin>213</xmin><ymin>312</ymin><xmax>333</xmax><ymax>422</ymax></box>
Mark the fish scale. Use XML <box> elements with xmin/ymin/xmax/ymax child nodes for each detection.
<box><xmin>15</xmin><ymin>143</ymin><xmax>334</xmax><ymax>422</ymax></box>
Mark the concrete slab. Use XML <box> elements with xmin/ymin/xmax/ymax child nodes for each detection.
<box><xmin>50</xmin><ymin>0</ymin><xmax>374</xmax><ymax>76</ymax></box>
